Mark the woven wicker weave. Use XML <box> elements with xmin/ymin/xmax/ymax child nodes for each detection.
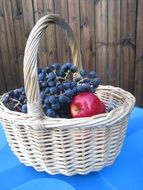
<box><xmin>0</xmin><ymin>14</ymin><xmax>135</xmax><ymax>176</ymax></box>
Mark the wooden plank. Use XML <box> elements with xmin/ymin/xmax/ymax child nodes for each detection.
<box><xmin>43</xmin><ymin>0</ymin><xmax>58</xmax><ymax>64</ymax></box>
<box><xmin>0</xmin><ymin>0</ymin><xmax>20</xmax><ymax>91</ymax></box>
<box><xmin>54</xmin><ymin>0</ymin><xmax>70</xmax><ymax>64</ymax></box>
<box><xmin>95</xmin><ymin>0</ymin><xmax>108</xmax><ymax>84</ymax></box>
<box><xmin>68</xmin><ymin>0</ymin><xmax>80</xmax><ymax>48</ymax></box>
<box><xmin>11</xmin><ymin>0</ymin><xmax>26</xmax><ymax>86</ymax></box>
<box><xmin>134</xmin><ymin>64</ymin><xmax>143</xmax><ymax>107</ymax></box>
<box><xmin>22</xmin><ymin>0</ymin><xmax>34</xmax><ymax>36</ymax></box>
<box><xmin>120</xmin><ymin>0</ymin><xmax>136</xmax><ymax>93</ymax></box>
<box><xmin>0</xmin><ymin>1</ymin><xmax>6</xmax><ymax>94</ymax></box>
<box><xmin>32</xmin><ymin>0</ymin><xmax>47</xmax><ymax>68</ymax></box>
<box><xmin>134</xmin><ymin>0</ymin><xmax>143</xmax><ymax>107</ymax></box>
<box><xmin>80</xmin><ymin>0</ymin><xmax>95</xmax><ymax>71</ymax></box>
<box><xmin>68</xmin><ymin>0</ymin><xmax>81</xmax><ymax>66</ymax></box>
<box><xmin>107</xmin><ymin>0</ymin><xmax>121</xmax><ymax>86</ymax></box>
<box><xmin>0</xmin><ymin>48</ymin><xmax>6</xmax><ymax>94</ymax></box>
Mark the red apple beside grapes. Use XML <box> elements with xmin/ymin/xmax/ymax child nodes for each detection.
<box><xmin>70</xmin><ymin>92</ymin><xmax>106</xmax><ymax>118</ymax></box>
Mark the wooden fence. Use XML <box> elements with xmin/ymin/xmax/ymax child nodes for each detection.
<box><xmin>0</xmin><ymin>0</ymin><xmax>143</xmax><ymax>107</ymax></box>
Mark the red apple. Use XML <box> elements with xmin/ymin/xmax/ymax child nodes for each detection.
<box><xmin>70</xmin><ymin>92</ymin><xmax>106</xmax><ymax>118</ymax></box>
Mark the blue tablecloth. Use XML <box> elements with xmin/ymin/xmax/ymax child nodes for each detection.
<box><xmin>0</xmin><ymin>107</ymin><xmax>143</xmax><ymax>190</ymax></box>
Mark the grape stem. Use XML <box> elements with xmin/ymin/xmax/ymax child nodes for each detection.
<box><xmin>13</xmin><ymin>99</ymin><xmax>21</xmax><ymax>109</ymax></box>
<box><xmin>57</xmin><ymin>71</ymin><xmax>72</xmax><ymax>82</ymax></box>
<box><xmin>77</xmin><ymin>77</ymin><xmax>89</xmax><ymax>84</ymax></box>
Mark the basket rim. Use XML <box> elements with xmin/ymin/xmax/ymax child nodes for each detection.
<box><xmin>0</xmin><ymin>85</ymin><xmax>136</xmax><ymax>130</ymax></box>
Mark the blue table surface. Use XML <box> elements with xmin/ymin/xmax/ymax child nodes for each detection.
<box><xmin>0</xmin><ymin>107</ymin><xmax>143</xmax><ymax>190</ymax></box>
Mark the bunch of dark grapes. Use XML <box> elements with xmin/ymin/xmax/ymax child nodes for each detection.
<box><xmin>2</xmin><ymin>63</ymin><xmax>101</xmax><ymax>118</ymax></box>
<box><xmin>2</xmin><ymin>87</ymin><xmax>27</xmax><ymax>113</ymax></box>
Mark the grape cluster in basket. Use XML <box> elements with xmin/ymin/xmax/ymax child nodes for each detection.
<box><xmin>2</xmin><ymin>63</ymin><xmax>101</xmax><ymax>118</ymax></box>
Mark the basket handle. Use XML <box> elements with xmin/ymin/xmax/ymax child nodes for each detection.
<box><xmin>23</xmin><ymin>14</ymin><xmax>82</xmax><ymax>118</ymax></box>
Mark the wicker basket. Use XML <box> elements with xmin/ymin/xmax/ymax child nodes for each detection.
<box><xmin>0</xmin><ymin>14</ymin><xmax>135</xmax><ymax>176</ymax></box>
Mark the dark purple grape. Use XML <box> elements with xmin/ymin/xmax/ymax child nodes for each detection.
<box><xmin>89</xmin><ymin>71</ymin><xmax>97</xmax><ymax>79</ymax></box>
<box><xmin>8</xmin><ymin>90</ymin><xmax>14</xmax><ymax>97</ymax></box>
<box><xmin>65</xmin><ymin>89</ymin><xmax>74</xmax><ymax>97</ymax></box>
<box><xmin>22</xmin><ymin>104</ymin><xmax>27</xmax><ymax>113</ymax></box>
<box><xmin>83</xmin><ymin>78</ymin><xmax>90</xmax><ymax>83</ymax></box>
<box><xmin>14</xmin><ymin>89</ymin><xmax>20</xmax><ymax>99</ymax></box>
<box><xmin>75</xmin><ymin>77</ymin><xmax>81</xmax><ymax>82</ymax></box>
<box><xmin>61</xmin><ymin>64</ymin><xmax>68</xmax><ymax>72</ymax></box>
<box><xmin>46</xmin><ymin>109</ymin><xmax>55</xmax><ymax>117</ymax></box>
<box><xmin>64</xmin><ymin>62</ymin><xmax>73</xmax><ymax>70</ymax></box>
<box><xmin>3</xmin><ymin>95</ymin><xmax>10</xmax><ymax>103</ymax></box>
<box><xmin>80</xmin><ymin>70</ymin><xmax>87</xmax><ymax>77</ymax></box>
<box><xmin>48</xmin><ymin>80</ymin><xmax>56</xmax><ymax>87</ymax></box>
<box><xmin>50</xmin><ymin>87</ymin><xmax>58</xmax><ymax>95</ymax></box>
<box><xmin>46</xmin><ymin>66</ymin><xmax>52</xmax><ymax>74</ymax></box>
<box><xmin>82</xmin><ymin>83</ymin><xmax>91</xmax><ymax>91</ymax></box>
<box><xmin>51</xmin><ymin>102</ymin><xmax>60</xmax><ymax>110</ymax></box>
<box><xmin>77</xmin><ymin>85</ymin><xmax>85</xmax><ymax>92</ymax></box>
<box><xmin>40</xmin><ymin>91</ymin><xmax>46</xmax><ymax>100</ymax></box>
<box><xmin>19</xmin><ymin>87</ymin><xmax>24</xmax><ymax>93</ymax></box>
<box><xmin>70</xmin><ymin>81</ymin><xmax>77</xmax><ymax>88</ymax></box>
<box><xmin>90</xmin><ymin>87</ymin><xmax>96</xmax><ymax>93</ymax></box>
<box><xmin>43</xmin><ymin>103</ymin><xmax>50</xmax><ymax>111</ymax></box>
<box><xmin>38</xmin><ymin>72</ymin><xmax>46</xmax><ymax>81</ymax></box>
<box><xmin>48</xmin><ymin>72</ymin><xmax>56</xmax><ymax>81</ymax></box>
<box><xmin>92</xmin><ymin>78</ymin><xmax>101</xmax><ymax>88</ymax></box>
<box><xmin>19</xmin><ymin>95</ymin><xmax>26</xmax><ymax>102</ymax></box>
<box><xmin>57</xmin><ymin>83</ymin><xmax>64</xmax><ymax>91</ymax></box>
<box><xmin>59</xmin><ymin>70</ymin><xmax>66</xmax><ymax>78</ymax></box>
<box><xmin>70</xmin><ymin>65</ymin><xmax>77</xmax><ymax>73</ymax></box>
<box><xmin>38</xmin><ymin>68</ymin><xmax>42</xmax><ymax>74</ymax></box>
<box><xmin>72</xmin><ymin>87</ymin><xmax>77</xmax><ymax>94</ymax></box>
<box><xmin>49</xmin><ymin>95</ymin><xmax>58</xmax><ymax>104</ymax></box>
<box><xmin>24</xmin><ymin>99</ymin><xmax>27</xmax><ymax>104</ymax></box>
<box><xmin>41</xmin><ymin>80</ymin><xmax>48</xmax><ymax>88</ymax></box>
<box><xmin>63</xmin><ymin>82</ymin><xmax>71</xmax><ymax>89</ymax></box>
<box><xmin>52</xmin><ymin>63</ymin><xmax>61</xmax><ymax>70</ymax></box>
<box><xmin>59</xmin><ymin>94</ymin><xmax>70</xmax><ymax>103</ymax></box>
<box><xmin>45</xmin><ymin>87</ymin><xmax>50</xmax><ymax>94</ymax></box>
<box><xmin>44</xmin><ymin>96</ymin><xmax>50</xmax><ymax>104</ymax></box>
